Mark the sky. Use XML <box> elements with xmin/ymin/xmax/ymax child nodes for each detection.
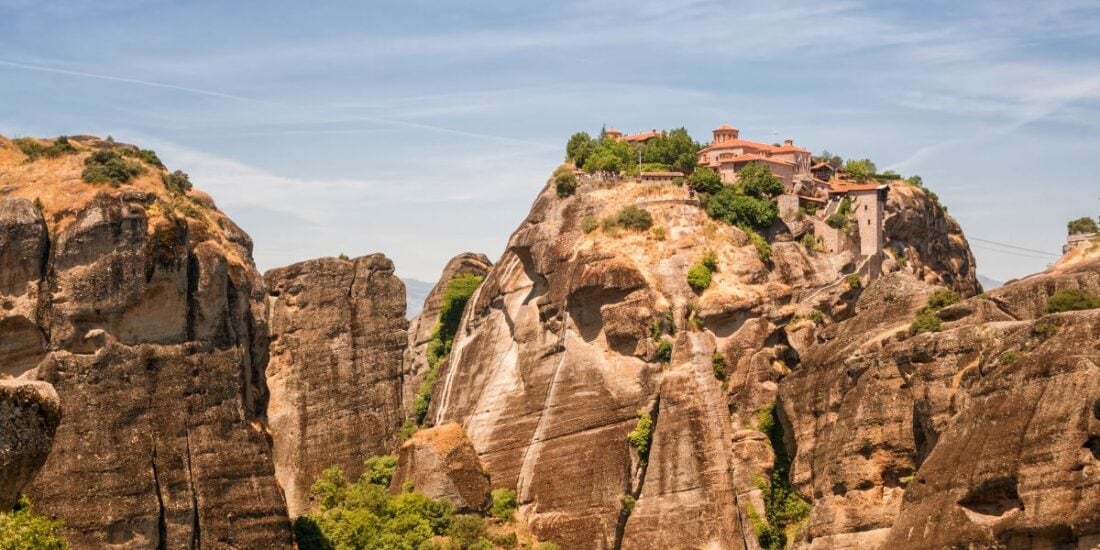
<box><xmin>2</xmin><ymin>0</ymin><xmax>1099</xmax><ymax>284</ymax></box>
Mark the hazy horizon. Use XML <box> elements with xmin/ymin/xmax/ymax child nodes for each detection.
<box><xmin>4</xmin><ymin>0</ymin><xmax>1098</xmax><ymax>282</ymax></box>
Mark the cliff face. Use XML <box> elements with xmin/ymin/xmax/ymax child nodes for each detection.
<box><xmin>403</xmin><ymin>253</ymin><xmax>492</xmax><ymax>418</ymax></box>
<box><xmin>427</xmin><ymin>177</ymin><xmax>979</xmax><ymax>548</ymax></box>
<box><xmin>0</xmin><ymin>136</ymin><xmax>292</xmax><ymax>548</ymax></box>
<box><xmin>883</xmin><ymin>183</ymin><xmax>981</xmax><ymax>296</ymax></box>
<box><xmin>0</xmin><ymin>379</ymin><xmax>60</xmax><ymax>511</ymax></box>
<box><xmin>264</xmin><ymin>254</ymin><xmax>408</xmax><ymax>517</ymax></box>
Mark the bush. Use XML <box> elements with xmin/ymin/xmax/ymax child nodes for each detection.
<box><xmin>1045</xmin><ymin>288</ymin><xmax>1100</xmax><ymax>313</ymax></box>
<box><xmin>13</xmin><ymin>136</ymin><xmax>77</xmax><ymax>162</ymax></box>
<box><xmin>655</xmin><ymin>340</ymin><xmax>673</xmax><ymax>363</ymax></box>
<box><xmin>0</xmin><ymin>496</ymin><xmax>67</xmax><ymax>549</ymax></box>
<box><xmin>616</xmin><ymin>205</ymin><xmax>653</xmax><ymax>231</ymax></box>
<box><xmin>751</xmin><ymin>404</ymin><xmax>811</xmax><ymax>549</ymax></box>
<box><xmin>581</xmin><ymin>216</ymin><xmax>598</xmax><ymax>233</ymax></box>
<box><xmin>490</xmin><ymin>489</ymin><xmax>518</xmax><ymax>520</ymax></box>
<box><xmin>906</xmin><ymin>175</ymin><xmax>924</xmax><ymax>187</ymax></box>
<box><xmin>627</xmin><ymin>411</ymin><xmax>654</xmax><ymax>461</ymax></box>
<box><xmin>82</xmin><ymin>149</ymin><xmax>142</xmax><ymax>187</ymax></box>
<box><xmin>736</xmin><ymin>162</ymin><xmax>785</xmax><ymax>199</ymax></box>
<box><xmin>800</xmin><ymin>232</ymin><xmax>820</xmax><ymax>252</ymax></box>
<box><xmin>1032</xmin><ymin>319</ymin><xmax>1059</xmax><ymax>340</ymax></box>
<box><xmin>620</xmin><ymin>495</ymin><xmax>636</xmax><ymax>516</ymax></box>
<box><xmin>687</xmin><ymin>167</ymin><xmax>723</xmax><ymax>195</ymax></box>
<box><xmin>1001</xmin><ymin>351</ymin><xmax>1020</xmax><ymax>366</ymax></box>
<box><xmin>909</xmin><ymin>311</ymin><xmax>942</xmax><ymax>335</ymax></box>
<box><xmin>565</xmin><ymin>132</ymin><xmax>596</xmax><ymax>167</ymax></box>
<box><xmin>162</xmin><ymin>170</ymin><xmax>192</xmax><ymax>194</ymax></box>
<box><xmin>701</xmin><ymin>250</ymin><xmax>718</xmax><ymax>272</ymax></box>
<box><xmin>745</xmin><ymin>229</ymin><xmax>772</xmax><ymax>263</ymax></box>
<box><xmin>416</xmin><ymin>274</ymin><xmax>484</xmax><ymax>424</ymax></box>
<box><xmin>842</xmin><ymin>158</ymin><xmax>877</xmax><ymax>182</ymax></box>
<box><xmin>538</xmin><ymin>543</ymin><xmax>561</xmax><ymax>550</ymax></box>
<box><xmin>120</xmin><ymin>147</ymin><xmax>164</xmax><ymax>168</ymax></box>
<box><xmin>846</xmin><ymin>274</ymin><xmax>862</xmax><ymax>290</ymax></box>
<box><xmin>927</xmin><ymin>290</ymin><xmax>961</xmax><ymax>309</ymax></box>
<box><xmin>447</xmin><ymin>515</ymin><xmax>487</xmax><ymax>548</ymax></box>
<box><xmin>712</xmin><ymin>352</ymin><xmax>727</xmax><ymax>380</ymax></box>
<box><xmin>555</xmin><ymin>169</ymin><xmax>578</xmax><ymax>198</ymax></box>
<box><xmin>808</xmin><ymin>310</ymin><xmax>825</xmax><ymax>325</ymax></box>
<box><xmin>650</xmin><ymin>226</ymin><xmax>666</xmax><ymax>241</ymax></box>
<box><xmin>1068</xmin><ymin>217</ymin><xmax>1099</xmax><ymax>235</ymax></box>
<box><xmin>687</xmin><ymin>263</ymin><xmax>712</xmax><ymax>292</ymax></box>
<box><xmin>705</xmin><ymin>187</ymin><xmax>778</xmax><ymax>230</ymax></box>
<box><xmin>362</xmin><ymin>455</ymin><xmax>397</xmax><ymax>487</ymax></box>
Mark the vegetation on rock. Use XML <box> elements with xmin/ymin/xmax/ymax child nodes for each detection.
<box><xmin>490</xmin><ymin>490</ymin><xmax>517</xmax><ymax>521</ymax></box>
<box><xmin>0</xmin><ymin>496</ymin><xmax>67</xmax><ymax>550</ymax></box>
<box><xmin>627</xmin><ymin>411</ymin><xmax>654</xmax><ymax>463</ymax></box>
<box><xmin>414</xmin><ymin>274</ymin><xmax>484</xmax><ymax>424</ymax></box>
<box><xmin>687</xmin><ymin>167</ymin><xmax>723</xmax><ymax>195</ymax></box>
<box><xmin>1067</xmin><ymin>217</ymin><xmax>1099</xmax><ymax>235</ymax></box>
<box><xmin>613</xmin><ymin>205</ymin><xmax>654</xmax><ymax>231</ymax></box>
<box><xmin>162</xmin><ymin>170</ymin><xmax>193</xmax><ymax>194</ymax></box>
<box><xmin>81</xmin><ymin>149</ymin><xmax>143</xmax><ymax>187</ymax></box>
<box><xmin>1045</xmin><ymin>288</ymin><xmax>1100</xmax><ymax>313</ymax></box>
<box><xmin>842</xmin><ymin>158</ymin><xmax>876</xmax><ymax>182</ymax></box>
<box><xmin>687</xmin><ymin>263</ymin><xmax>712</xmax><ymax>292</ymax></box>
<box><xmin>13</xmin><ymin>136</ymin><xmax>76</xmax><ymax>161</ymax></box>
<box><xmin>750</xmin><ymin>404</ymin><xmax>811</xmax><ymax>550</ymax></box>
<box><xmin>909</xmin><ymin>290</ymin><xmax>959</xmax><ymax>335</ymax></box>
<box><xmin>553</xmin><ymin>166</ymin><xmax>578</xmax><ymax>198</ymax></box>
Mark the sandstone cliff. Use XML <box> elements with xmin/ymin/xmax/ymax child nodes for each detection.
<box><xmin>403</xmin><ymin>253</ymin><xmax>492</xmax><ymax>419</ymax></box>
<box><xmin>0</xmin><ymin>135</ymin><xmax>292</xmax><ymax>548</ymax></box>
<box><xmin>426</xmin><ymin>175</ymin><xmax>979</xmax><ymax>548</ymax></box>
<box><xmin>0</xmin><ymin>379</ymin><xmax>60</xmax><ymax>511</ymax></box>
<box><xmin>265</xmin><ymin>254</ymin><xmax>408</xmax><ymax>517</ymax></box>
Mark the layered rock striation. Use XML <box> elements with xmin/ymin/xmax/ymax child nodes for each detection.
<box><xmin>0</xmin><ymin>135</ymin><xmax>292</xmax><ymax>548</ymax></box>
<box><xmin>265</xmin><ymin>254</ymin><xmax>408</xmax><ymax>517</ymax></box>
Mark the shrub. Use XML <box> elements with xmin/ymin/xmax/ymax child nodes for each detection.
<box><xmin>162</xmin><ymin>170</ymin><xmax>192</xmax><ymax>194</ymax></box>
<box><xmin>712</xmin><ymin>352</ymin><xmax>727</xmax><ymax>380</ymax></box>
<box><xmin>620</xmin><ymin>495</ymin><xmax>636</xmax><ymax>516</ymax></box>
<box><xmin>687</xmin><ymin>167</ymin><xmax>723</xmax><ymax>195</ymax></box>
<box><xmin>751</xmin><ymin>403</ymin><xmax>811</xmax><ymax>549</ymax></box>
<box><xmin>33</xmin><ymin>197</ymin><xmax>44</xmax><ymax>212</ymax></box>
<box><xmin>538</xmin><ymin>543</ymin><xmax>561</xmax><ymax>550</ymax></box>
<box><xmin>737</xmin><ymin>162</ymin><xmax>785</xmax><ymax>199</ymax></box>
<box><xmin>701</xmin><ymin>250</ymin><xmax>719</xmax><ymax>272</ymax></box>
<box><xmin>416</xmin><ymin>274</ymin><xmax>484</xmax><ymax>423</ymax></box>
<box><xmin>362</xmin><ymin>455</ymin><xmax>397</xmax><ymax>487</ymax></box>
<box><xmin>1032</xmin><ymin>319</ymin><xmax>1059</xmax><ymax>340</ymax></box>
<box><xmin>13</xmin><ymin>136</ymin><xmax>77</xmax><ymax>162</ymax></box>
<box><xmin>800</xmin><ymin>232</ymin><xmax>820</xmax><ymax>251</ymax></box>
<box><xmin>555</xmin><ymin>169</ymin><xmax>578</xmax><ymax>198</ymax></box>
<box><xmin>927</xmin><ymin>290</ymin><xmax>961</xmax><ymax>309</ymax></box>
<box><xmin>650</xmin><ymin>226</ymin><xmax>666</xmax><ymax>241</ymax></box>
<box><xmin>581</xmin><ymin>215</ymin><xmax>598</xmax><ymax>233</ymax></box>
<box><xmin>447</xmin><ymin>515</ymin><xmax>487</xmax><ymax>548</ymax></box>
<box><xmin>490</xmin><ymin>489</ymin><xmax>518</xmax><ymax>520</ymax></box>
<box><xmin>655</xmin><ymin>340</ymin><xmax>673</xmax><ymax>363</ymax></box>
<box><xmin>1001</xmin><ymin>351</ymin><xmax>1020</xmax><ymax>366</ymax></box>
<box><xmin>909</xmin><ymin>311</ymin><xmax>942</xmax><ymax>335</ymax></box>
<box><xmin>846</xmin><ymin>274</ymin><xmax>862</xmax><ymax>290</ymax></box>
<box><xmin>906</xmin><ymin>175</ymin><xmax>924</xmax><ymax>187</ymax></box>
<box><xmin>616</xmin><ymin>205</ymin><xmax>653</xmax><ymax>231</ymax></box>
<box><xmin>705</xmin><ymin>187</ymin><xmax>778</xmax><ymax>230</ymax></box>
<box><xmin>1068</xmin><ymin>217</ymin><xmax>1099</xmax><ymax>235</ymax></box>
<box><xmin>0</xmin><ymin>496</ymin><xmax>67</xmax><ymax>549</ymax></box>
<box><xmin>120</xmin><ymin>147</ymin><xmax>164</xmax><ymax>168</ymax></box>
<box><xmin>337</xmin><ymin>253</ymin><xmax>350</xmax><ymax>261</ymax></box>
<box><xmin>687</xmin><ymin>263</ymin><xmax>712</xmax><ymax>292</ymax></box>
<box><xmin>745</xmin><ymin>229</ymin><xmax>772</xmax><ymax>263</ymax></box>
<box><xmin>808</xmin><ymin>310</ymin><xmax>825</xmax><ymax>325</ymax></box>
<box><xmin>82</xmin><ymin>149</ymin><xmax>142</xmax><ymax>187</ymax></box>
<box><xmin>1045</xmin><ymin>288</ymin><xmax>1100</xmax><ymax>313</ymax></box>
<box><xmin>397</xmin><ymin>421</ymin><xmax>418</xmax><ymax>441</ymax></box>
<box><xmin>627</xmin><ymin>411</ymin><xmax>654</xmax><ymax>461</ymax></box>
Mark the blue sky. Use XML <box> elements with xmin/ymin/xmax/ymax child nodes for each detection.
<box><xmin>2</xmin><ymin>0</ymin><xmax>1098</xmax><ymax>283</ymax></box>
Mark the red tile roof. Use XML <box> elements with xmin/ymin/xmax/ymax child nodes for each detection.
<box><xmin>772</xmin><ymin>144</ymin><xmax>811</xmax><ymax>154</ymax></box>
<box><xmin>699</xmin><ymin>139</ymin><xmax>777</xmax><ymax>153</ymax></box>
<box><xmin>717</xmin><ymin>153</ymin><xmax>795</xmax><ymax>166</ymax></box>
<box><xmin>622</xmin><ymin>130</ymin><xmax>661</xmax><ymax>142</ymax></box>
<box><xmin>827</xmin><ymin>181</ymin><xmax>885</xmax><ymax>193</ymax></box>
<box><xmin>714</xmin><ymin>124</ymin><xmax>739</xmax><ymax>131</ymax></box>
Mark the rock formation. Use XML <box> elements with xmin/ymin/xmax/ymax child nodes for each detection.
<box><xmin>403</xmin><ymin>253</ymin><xmax>492</xmax><ymax>418</ymax></box>
<box><xmin>389</xmin><ymin>422</ymin><xmax>491</xmax><ymax>512</ymax></box>
<box><xmin>426</xmin><ymin>176</ymin><xmax>979</xmax><ymax>548</ymax></box>
<box><xmin>265</xmin><ymin>254</ymin><xmax>408</xmax><ymax>517</ymax></box>
<box><xmin>0</xmin><ymin>136</ymin><xmax>292</xmax><ymax>548</ymax></box>
<box><xmin>0</xmin><ymin>379</ymin><xmax>60</xmax><ymax>511</ymax></box>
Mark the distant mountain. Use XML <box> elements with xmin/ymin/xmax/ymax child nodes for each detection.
<box><xmin>404</xmin><ymin>278</ymin><xmax>434</xmax><ymax>318</ymax></box>
<box><xmin>978</xmin><ymin>274</ymin><xmax>1004</xmax><ymax>291</ymax></box>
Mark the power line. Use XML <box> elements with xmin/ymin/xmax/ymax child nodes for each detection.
<box><xmin>968</xmin><ymin>237</ymin><xmax>1060</xmax><ymax>257</ymax></box>
<box><xmin>971</xmin><ymin>244</ymin><xmax>1056</xmax><ymax>261</ymax></box>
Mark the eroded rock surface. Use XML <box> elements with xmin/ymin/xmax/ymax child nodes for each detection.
<box><xmin>0</xmin><ymin>379</ymin><xmax>60</xmax><ymax>511</ymax></box>
<box><xmin>403</xmin><ymin>253</ymin><xmax>491</xmax><ymax>418</ymax></box>
<box><xmin>0</xmin><ymin>136</ymin><xmax>292</xmax><ymax>548</ymax></box>
<box><xmin>265</xmin><ymin>254</ymin><xmax>408</xmax><ymax>517</ymax></box>
<box><xmin>389</xmin><ymin>422</ymin><xmax>491</xmax><ymax>512</ymax></box>
<box><xmin>428</xmin><ymin>177</ymin><xmax>978</xmax><ymax>548</ymax></box>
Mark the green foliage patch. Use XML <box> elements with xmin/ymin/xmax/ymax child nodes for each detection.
<box><xmin>490</xmin><ymin>489</ymin><xmax>517</xmax><ymax>521</ymax></box>
<box><xmin>615</xmin><ymin>205</ymin><xmax>654</xmax><ymax>231</ymax></box>
<box><xmin>414</xmin><ymin>274</ymin><xmax>484</xmax><ymax>424</ymax></box>
<box><xmin>13</xmin><ymin>136</ymin><xmax>77</xmax><ymax>162</ymax></box>
<box><xmin>750</xmin><ymin>404</ymin><xmax>811</xmax><ymax>550</ymax></box>
<box><xmin>1045</xmin><ymin>288</ymin><xmax>1100</xmax><ymax>313</ymax></box>
<box><xmin>627</xmin><ymin>411</ymin><xmax>654</xmax><ymax>463</ymax></box>
<box><xmin>82</xmin><ymin>149</ymin><xmax>143</xmax><ymax>187</ymax></box>
<box><xmin>687</xmin><ymin>262</ymin><xmax>712</xmax><ymax>292</ymax></box>
<box><xmin>1068</xmin><ymin>217</ymin><xmax>1099</xmax><ymax>235</ymax></box>
<box><xmin>0</xmin><ymin>496</ymin><xmax>67</xmax><ymax>550</ymax></box>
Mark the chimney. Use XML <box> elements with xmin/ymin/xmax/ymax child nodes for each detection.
<box><xmin>784</xmin><ymin>139</ymin><xmax>793</xmax><ymax>146</ymax></box>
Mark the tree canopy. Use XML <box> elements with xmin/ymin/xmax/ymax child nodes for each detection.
<box><xmin>842</xmin><ymin>159</ymin><xmax>877</xmax><ymax>182</ymax></box>
<box><xmin>736</xmin><ymin>162</ymin><xmax>785</xmax><ymax>199</ymax></box>
<box><xmin>1068</xmin><ymin>216</ymin><xmax>1099</xmax><ymax>235</ymax></box>
<box><xmin>639</xmin><ymin>127</ymin><xmax>700</xmax><ymax>173</ymax></box>
<box><xmin>704</xmin><ymin>187</ymin><xmax>778</xmax><ymax>231</ymax></box>
<box><xmin>687</xmin><ymin>167</ymin><xmax>723</xmax><ymax>195</ymax></box>
<box><xmin>565</xmin><ymin>132</ymin><xmax>596</xmax><ymax>167</ymax></box>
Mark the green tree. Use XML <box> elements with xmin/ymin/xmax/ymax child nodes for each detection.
<box><xmin>616</xmin><ymin>205</ymin><xmax>653</xmax><ymax>231</ymax></box>
<box><xmin>640</xmin><ymin>127</ymin><xmax>700</xmax><ymax>173</ymax></box>
<box><xmin>842</xmin><ymin>158</ymin><xmax>877</xmax><ymax>182</ymax></box>
<box><xmin>583</xmin><ymin>138</ymin><xmax>633</xmax><ymax>176</ymax></box>
<box><xmin>1068</xmin><ymin>216</ymin><xmax>1099</xmax><ymax>235</ymax></box>
<box><xmin>687</xmin><ymin>167</ymin><xmax>723</xmax><ymax>195</ymax></box>
<box><xmin>736</xmin><ymin>162</ymin><xmax>784</xmax><ymax>199</ymax></box>
<box><xmin>705</xmin><ymin>187</ymin><xmax>778</xmax><ymax>230</ymax></box>
<box><xmin>565</xmin><ymin>132</ymin><xmax>596</xmax><ymax>167</ymax></box>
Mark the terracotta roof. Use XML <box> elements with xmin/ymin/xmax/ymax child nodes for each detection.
<box><xmin>772</xmin><ymin>144</ymin><xmax>811</xmax><ymax>154</ymax></box>
<box><xmin>605</xmin><ymin>127</ymin><xmax>622</xmax><ymax>134</ymax></box>
<box><xmin>714</xmin><ymin>124</ymin><xmax>739</xmax><ymax>131</ymax></box>
<box><xmin>622</xmin><ymin>131</ymin><xmax>661</xmax><ymax>142</ymax></box>
<box><xmin>827</xmin><ymin>181</ymin><xmax>885</xmax><ymax>193</ymax></box>
<box><xmin>716</xmin><ymin>153</ymin><xmax>795</xmax><ymax>167</ymax></box>
<box><xmin>811</xmin><ymin>162</ymin><xmax>835</xmax><ymax>170</ymax></box>
<box><xmin>700</xmin><ymin>139</ymin><xmax>777</xmax><ymax>153</ymax></box>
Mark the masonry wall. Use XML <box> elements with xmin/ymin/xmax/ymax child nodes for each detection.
<box><xmin>853</xmin><ymin>190</ymin><xmax>884</xmax><ymax>257</ymax></box>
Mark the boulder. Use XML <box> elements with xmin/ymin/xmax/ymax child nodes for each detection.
<box><xmin>0</xmin><ymin>379</ymin><xmax>60</xmax><ymax>511</ymax></box>
<box><xmin>390</xmin><ymin>423</ymin><xmax>491</xmax><ymax>512</ymax></box>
